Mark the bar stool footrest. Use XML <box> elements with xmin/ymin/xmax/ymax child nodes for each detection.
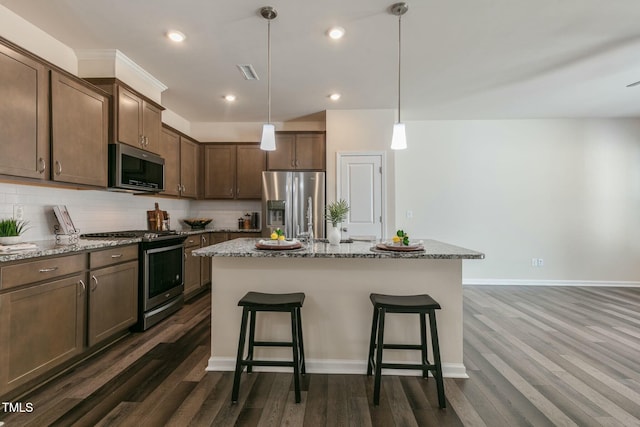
<box><xmin>252</xmin><ymin>341</ymin><xmax>294</xmax><ymax>347</ymax></box>
<box><xmin>380</xmin><ymin>343</ymin><xmax>424</xmax><ymax>350</ymax></box>
<box><xmin>241</xmin><ymin>360</ymin><xmax>296</xmax><ymax>367</ymax></box>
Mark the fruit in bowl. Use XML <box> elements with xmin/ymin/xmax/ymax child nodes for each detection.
<box><xmin>393</xmin><ymin>229</ymin><xmax>410</xmax><ymax>246</ymax></box>
<box><xmin>270</xmin><ymin>228</ymin><xmax>285</xmax><ymax>241</ymax></box>
<box><xmin>182</xmin><ymin>218</ymin><xmax>213</xmax><ymax>230</ymax></box>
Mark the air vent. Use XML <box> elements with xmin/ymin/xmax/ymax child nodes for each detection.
<box><xmin>237</xmin><ymin>64</ymin><xmax>259</xmax><ymax>80</ymax></box>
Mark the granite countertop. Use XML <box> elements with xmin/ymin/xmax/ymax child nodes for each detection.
<box><xmin>177</xmin><ymin>228</ymin><xmax>262</xmax><ymax>235</ymax></box>
<box><xmin>192</xmin><ymin>238</ymin><xmax>484</xmax><ymax>260</ymax></box>
<box><xmin>0</xmin><ymin>238</ymin><xmax>141</xmax><ymax>263</ymax></box>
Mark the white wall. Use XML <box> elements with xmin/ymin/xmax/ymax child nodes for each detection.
<box><xmin>326</xmin><ymin>109</ymin><xmax>397</xmax><ymax>237</ymax></box>
<box><xmin>0</xmin><ymin>4</ymin><xmax>77</xmax><ymax>74</ymax></box>
<box><xmin>395</xmin><ymin>119</ymin><xmax>640</xmax><ymax>283</ymax></box>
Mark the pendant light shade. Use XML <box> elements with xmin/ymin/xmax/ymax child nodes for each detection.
<box><xmin>261</xmin><ymin>123</ymin><xmax>276</xmax><ymax>150</ymax></box>
<box><xmin>390</xmin><ymin>2</ymin><xmax>408</xmax><ymax>150</ymax></box>
<box><xmin>260</xmin><ymin>6</ymin><xmax>277</xmax><ymax>151</ymax></box>
<box><xmin>391</xmin><ymin>122</ymin><xmax>407</xmax><ymax>150</ymax></box>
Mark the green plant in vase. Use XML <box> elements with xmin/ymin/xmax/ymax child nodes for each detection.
<box><xmin>325</xmin><ymin>200</ymin><xmax>349</xmax><ymax>245</ymax></box>
<box><xmin>0</xmin><ymin>218</ymin><xmax>29</xmax><ymax>244</ymax></box>
<box><xmin>325</xmin><ymin>199</ymin><xmax>350</xmax><ymax>227</ymax></box>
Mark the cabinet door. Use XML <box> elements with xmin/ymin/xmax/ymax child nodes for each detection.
<box><xmin>180</xmin><ymin>137</ymin><xmax>199</xmax><ymax>198</ymax></box>
<box><xmin>117</xmin><ymin>86</ymin><xmax>143</xmax><ymax>149</ymax></box>
<box><xmin>0</xmin><ymin>43</ymin><xmax>49</xmax><ymax>179</ymax></box>
<box><xmin>88</xmin><ymin>261</ymin><xmax>138</xmax><ymax>347</ymax></box>
<box><xmin>200</xmin><ymin>234</ymin><xmax>211</xmax><ymax>286</ymax></box>
<box><xmin>142</xmin><ymin>101</ymin><xmax>161</xmax><ymax>154</ymax></box>
<box><xmin>184</xmin><ymin>242</ymin><xmax>201</xmax><ymax>297</ymax></box>
<box><xmin>51</xmin><ymin>71</ymin><xmax>108</xmax><ymax>187</ymax></box>
<box><xmin>236</xmin><ymin>145</ymin><xmax>266</xmax><ymax>199</ymax></box>
<box><xmin>267</xmin><ymin>134</ymin><xmax>296</xmax><ymax>170</ymax></box>
<box><xmin>204</xmin><ymin>145</ymin><xmax>236</xmax><ymax>199</ymax></box>
<box><xmin>159</xmin><ymin>127</ymin><xmax>181</xmax><ymax>196</ymax></box>
<box><xmin>0</xmin><ymin>275</ymin><xmax>86</xmax><ymax>395</ymax></box>
<box><xmin>210</xmin><ymin>233</ymin><xmax>229</xmax><ymax>244</ymax></box>
<box><xmin>295</xmin><ymin>133</ymin><xmax>326</xmax><ymax>170</ymax></box>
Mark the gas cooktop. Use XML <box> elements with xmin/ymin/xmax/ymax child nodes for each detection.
<box><xmin>81</xmin><ymin>230</ymin><xmax>184</xmax><ymax>241</ymax></box>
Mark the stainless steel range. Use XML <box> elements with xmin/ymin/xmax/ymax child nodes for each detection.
<box><xmin>82</xmin><ymin>230</ymin><xmax>188</xmax><ymax>331</ymax></box>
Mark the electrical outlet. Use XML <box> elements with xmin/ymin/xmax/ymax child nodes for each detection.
<box><xmin>531</xmin><ymin>258</ymin><xmax>538</xmax><ymax>267</ymax></box>
<box><xmin>406</xmin><ymin>210</ymin><xmax>413</xmax><ymax>219</ymax></box>
<box><xmin>537</xmin><ymin>258</ymin><xmax>544</xmax><ymax>267</ymax></box>
<box><xmin>13</xmin><ymin>204</ymin><xmax>24</xmax><ymax>221</ymax></box>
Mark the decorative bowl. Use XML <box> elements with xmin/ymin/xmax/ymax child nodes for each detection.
<box><xmin>182</xmin><ymin>218</ymin><xmax>213</xmax><ymax>230</ymax></box>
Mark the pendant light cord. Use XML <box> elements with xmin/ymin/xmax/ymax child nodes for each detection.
<box><xmin>397</xmin><ymin>12</ymin><xmax>402</xmax><ymax>123</ymax></box>
<box><xmin>267</xmin><ymin>19</ymin><xmax>272</xmax><ymax>125</ymax></box>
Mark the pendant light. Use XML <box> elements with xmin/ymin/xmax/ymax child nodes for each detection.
<box><xmin>260</xmin><ymin>6</ymin><xmax>277</xmax><ymax>151</ymax></box>
<box><xmin>390</xmin><ymin>2</ymin><xmax>408</xmax><ymax>150</ymax></box>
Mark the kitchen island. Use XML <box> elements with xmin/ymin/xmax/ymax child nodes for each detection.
<box><xmin>193</xmin><ymin>238</ymin><xmax>483</xmax><ymax>378</ymax></box>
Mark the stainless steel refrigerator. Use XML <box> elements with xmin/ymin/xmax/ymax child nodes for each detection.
<box><xmin>262</xmin><ymin>171</ymin><xmax>325</xmax><ymax>239</ymax></box>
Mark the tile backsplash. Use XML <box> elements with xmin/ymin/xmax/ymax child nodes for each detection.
<box><xmin>0</xmin><ymin>183</ymin><xmax>261</xmax><ymax>241</ymax></box>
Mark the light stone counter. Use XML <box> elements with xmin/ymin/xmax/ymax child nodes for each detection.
<box><xmin>193</xmin><ymin>238</ymin><xmax>483</xmax><ymax>259</ymax></box>
<box><xmin>195</xmin><ymin>238</ymin><xmax>483</xmax><ymax>379</ymax></box>
<box><xmin>0</xmin><ymin>238</ymin><xmax>141</xmax><ymax>263</ymax></box>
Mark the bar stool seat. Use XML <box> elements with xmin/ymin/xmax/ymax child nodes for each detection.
<box><xmin>367</xmin><ymin>293</ymin><xmax>446</xmax><ymax>408</ymax></box>
<box><xmin>231</xmin><ymin>291</ymin><xmax>306</xmax><ymax>403</ymax></box>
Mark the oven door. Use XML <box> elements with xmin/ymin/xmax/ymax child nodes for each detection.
<box><xmin>143</xmin><ymin>241</ymin><xmax>184</xmax><ymax>311</ymax></box>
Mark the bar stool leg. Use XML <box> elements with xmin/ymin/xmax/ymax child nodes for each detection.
<box><xmin>367</xmin><ymin>306</ymin><xmax>379</xmax><ymax>376</ymax></box>
<box><xmin>429</xmin><ymin>310</ymin><xmax>446</xmax><ymax>409</ymax></box>
<box><xmin>290</xmin><ymin>308</ymin><xmax>302</xmax><ymax>403</ymax></box>
<box><xmin>419</xmin><ymin>312</ymin><xmax>429</xmax><ymax>379</ymax></box>
<box><xmin>373</xmin><ymin>307</ymin><xmax>386</xmax><ymax>406</ymax></box>
<box><xmin>232</xmin><ymin>307</ymin><xmax>250</xmax><ymax>403</ymax></box>
<box><xmin>296</xmin><ymin>307</ymin><xmax>306</xmax><ymax>375</ymax></box>
<box><xmin>247</xmin><ymin>309</ymin><xmax>257</xmax><ymax>374</ymax></box>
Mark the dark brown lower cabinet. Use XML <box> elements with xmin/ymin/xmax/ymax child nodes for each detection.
<box><xmin>0</xmin><ymin>245</ymin><xmax>139</xmax><ymax>399</ymax></box>
<box><xmin>0</xmin><ymin>275</ymin><xmax>86</xmax><ymax>396</ymax></box>
<box><xmin>88</xmin><ymin>261</ymin><xmax>138</xmax><ymax>347</ymax></box>
<box><xmin>184</xmin><ymin>233</ymin><xmax>212</xmax><ymax>300</ymax></box>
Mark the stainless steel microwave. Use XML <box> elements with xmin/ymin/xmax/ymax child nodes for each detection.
<box><xmin>108</xmin><ymin>143</ymin><xmax>165</xmax><ymax>192</ymax></box>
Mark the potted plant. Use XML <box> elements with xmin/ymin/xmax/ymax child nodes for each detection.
<box><xmin>324</xmin><ymin>199</ymin><xmax>349</xmax><ymax>245</ymax></box>
<box><xmin>0</xmin><ymin>218</ymin><xmax>29</xmax><ymax>245</ymax></box>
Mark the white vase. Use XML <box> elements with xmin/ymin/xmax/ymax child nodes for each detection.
<box><xmin>328</xmin><ymin>225</ymin><xmax>341</xmax><ymax>245</ymax></box>
<box><xmin>0</xmin><ymin>235</ymin><xmax>22</xmax><ymax>245</ymax></box>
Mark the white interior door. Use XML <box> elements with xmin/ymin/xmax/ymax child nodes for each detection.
<box><xmin>338</xmin><ymin>153</ymin><xmax>383</xmax><ymax>240</ymax></box>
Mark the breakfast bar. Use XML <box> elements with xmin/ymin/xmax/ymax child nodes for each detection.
<box><xmin>193</xmin><ymin>238</ymin><xmax>483</xmax><ymax>378</ymax></box>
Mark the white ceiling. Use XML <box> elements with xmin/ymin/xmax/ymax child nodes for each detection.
<box><xmin>2</xmin><ymin>0</ymin><xmax>640</xmax><ymax>123</ymax></box>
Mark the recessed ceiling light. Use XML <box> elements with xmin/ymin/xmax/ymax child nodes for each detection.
<box><xmin>167</xmin><ymin>30</ymin><xmax>186</xmax><ymax>43</ymax></box>
<box><xmin>327</xmin><ymin>26</ymin><xmax>345</xmax><ymax>40</ymax></box>
<box><xmin>224</xmin><ymin>94</ymin><xmax>236</xmax><ymax>102</ymax></box>
<box><xmin>329</xmin><ymin>93</ymin><xmax>341</xmax><ymax>101</ymax></box>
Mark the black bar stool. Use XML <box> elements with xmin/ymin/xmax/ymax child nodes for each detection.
<box><xmin>366</xmin><ymin>293</ymin><xmax>446</xmax><ymax>408</ymax></box>
<box><xmin>231</xmin><ymin>291</ymin><xmax>306</xmax><ymax>403</ymax></box>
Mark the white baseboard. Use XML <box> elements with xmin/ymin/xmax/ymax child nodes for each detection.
<box><xmin>463</xmin><ymin>278</ymin><xmax>640</xmax><ymax>287</ymax></box>
<box><xmin>206</xmin><ymin>357</ymin><xmax>468</xmax><ymax>378</ymax></box>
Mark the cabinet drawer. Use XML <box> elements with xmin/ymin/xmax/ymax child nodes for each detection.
<box><xmin>184</xmin><ymin>235</ymin><xmax>201</xmax><ymax>248</ymax></box>
<box><xmin>1</xmin><ymin>254</ymin><xmax>87</xmax><ymax>290</ymax></box>
<box><xmin>90</xmin><ymin>245</ymin><xmax>138</xmax><ymax>269</ymax></box>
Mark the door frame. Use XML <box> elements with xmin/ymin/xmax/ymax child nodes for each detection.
<box><xmin>336</xmin><ymin>151</ymin><xmax>387</xmax><ymax>239</ymax></box>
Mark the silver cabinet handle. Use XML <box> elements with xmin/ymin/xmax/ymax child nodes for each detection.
<box><xmin>111</xmin><ymin>254</ymin><xmax>123</xmax><ymax>258</ymax></box>
<box><xmin>229</xmin><ymin>188</ymin><xmax>233</xmax><ymax>196</ymax></box>
<box><xmin>291</xmin><ymin>160</ymin><xmax>295</xmax><ymax>167</ymax></box>
<box><xmin>237</xmin><ymin>188</ymin><xmax>240</xmax><ymax>196</ymax></box>
<box><xmin>39</xmin><ymin>267</ymin><xmax>58</xmax><ymax>273</ymax></box>
<box><xmin>38</xmin><ymin>157</ymin><xmax>46</xmax><ymax>174</ymax></box>
<box><xmin>182</xmin><ymin>184</ymin><xmax>186</xmax><ymax>193</ymax></box>
<box><xmin>177</xmin><ymin>184</ymin><xmax>182</xmax><ymax>192</ymax></box>
<box><xmin>55</xmin><ymin>160</ymin><xmax>62</xmax><ymax>175</ymax></box>
<box><xmin>296</xmin><ymin>160</ymin><xmax>300</xmax><ymax>167</ymax></box>
<box><xmin>79</xmin><ymin>279</ymin><xmax>86</xmax><ymax>296</ymax></box>
<box><xmin>91</xmin><ymin>275</ymin><xmax>98</xmax><ymax>291</ymax></box>
<box><xmin>184</xmin><ymin>253</ymin><xmax>187</xmax><ymax>260</ymax></box>
<box><xmin>187</xmin><ymin>239</ymin><xmax>195</xmax><ymax>244</ymax></box>
<box><xmin>144</xmin><ymin>136</ymin><xmax>149</xmax><ymax>147</ymax></box>
<box><xmin>201</xmin><ymin>235</ymin><xmax>206</xmax><ymax>243</ymax></box>
<box><xmin>139</xmin><ymin>135</ymin><xmax>145</xmax><ymax>147</ymax></box>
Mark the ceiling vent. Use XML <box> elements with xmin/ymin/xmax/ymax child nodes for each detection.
<box><xmin>237</xmin><ymin>64</ymin><xmax>259</xmax><ymax>80</ymax></box>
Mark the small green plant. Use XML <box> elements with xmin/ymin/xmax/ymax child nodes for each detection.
<box><xmin>325</xmin><ymin>199</ymin><xmax>350</xmax><ymax>227</ymax></box>
<box><xmin>0</xmin><ymin>218</ymin><xmax>29</xmax><ymax>237</ymax></box>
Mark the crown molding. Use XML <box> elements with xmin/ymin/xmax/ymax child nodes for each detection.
<box><xmin>75</xmin><ymin>48</ymin><xmax>167</xmax><ymax>92</ymax></box>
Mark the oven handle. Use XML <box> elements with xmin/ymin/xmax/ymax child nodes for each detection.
<box><xmin>143</xmin><ymin>242</ymin><xmax>186</xmax><ymax>255</ymax></box>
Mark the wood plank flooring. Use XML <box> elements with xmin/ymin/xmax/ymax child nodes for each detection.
<box><xmin>2</xmin><ymin>286</ymin><xmax>640</xmax><ymax>426</ymax></box>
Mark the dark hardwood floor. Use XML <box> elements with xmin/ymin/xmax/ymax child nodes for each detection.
<box><xmin>2</xmin><ymin>286</ymin><xmax>640</xmax><ymax>426</ymax></box>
